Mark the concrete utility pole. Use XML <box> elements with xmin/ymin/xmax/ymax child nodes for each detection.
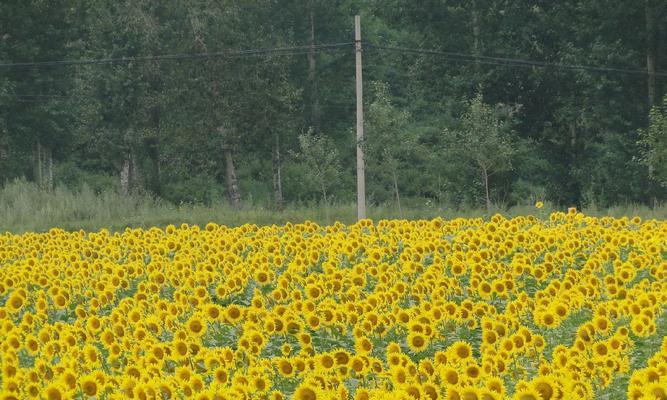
<box><xmin>355</xmin><ymin>15</ymin><xmax>366</xmax><ymax>220</ymax></box>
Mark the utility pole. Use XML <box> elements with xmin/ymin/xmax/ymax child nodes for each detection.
<box><xmin>355</xmin><ymin>15</ymin><xmax>366</xmax><ymax>220</ymax></box>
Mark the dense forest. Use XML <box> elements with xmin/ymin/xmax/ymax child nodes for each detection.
<box><xmin>1</xmin><ymin>0</ymin><xmax>666</xmax><ymax>210</ymax></box>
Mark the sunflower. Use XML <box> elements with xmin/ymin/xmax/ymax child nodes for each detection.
<box><xmin>25</xmin><ymin>384</ymin><xmax>40</xmax><ymax>398</ymax></box>
<box><xmin>172</xmin><ymin>339</ymin><xmax>189</xmax><ymax>359</ymax></box>
<box><xmin>539</xmin><ymin>310</ymin><xmax>559</xmax><ymax>328</ymax></box>
<box><xmin>80</xmin><ymin>375</ymin><xmax>99</xmax><ymax>397</ymax></box>
<box><xmin>349</xmin><ymin>355</ymin><xmax>367</xmax><ymax>375</ymax></box>
<box><xmin>355</xmin><ymin>336</ymin><xmax>373</xmax><ymax>354</ymax></box>
<box><xmin>647</xmin><ymin>382</ymin><xmax>667</xmax><ymax>400</ymax></box>
<box><xmin>276</xmin><ymin>358</ymin><xmax>295</xmax><ymax>377</ymax></box>
<box><xmin>354</xmin><ymin>389</ymin><xmax>371</xmax><ymax>400</ymax></box>
<box><xmin>317</xmin><ymin>354</ymin><xmax>335</xmax><ymax>370</ymax></box>
<box><xmin>206</xmin><ymin>304</ymin><xmax>221</xmax><ymax>320</ymax></box>
<box><xmin>444</xmin><ymin>387</ymin><xmax>462</xmax><ymax>400</ymax></box>
<box><xmin>441</xmin><ymin>367</ymin><xmax>459</xmax><ymax>386</ymax></box>
<box><xmin>449</xmin><ymin>341</ymin><xmax>473</xmax><ymax>361</ymax></box>
<box><xmin>306</xmin><ymin>313</ymin><xmax>320</xmax><ymax>329</ymax></box>
<box><xmin>213</xmin><ymin>368</ymin><xmax>228</xmax><ymax>385</ymax></box>
<box><xmin>42</xmin><ymin>383</ymin><xmax>66</xmax><ymax>400</ymax></box>
<box><xmin>407</xmin><ymin>332</ymin><xmax>429</xmax><ymax>353</ymax></box>
<box><xmin>294</xmin><ymin>385</ymin><xmax>318</xmax><ymax>400</ymax></box>
<box><xmin>225</xmin><ymin>305</ymin><xmax>243</xmax><ymax>323</ymax></box>
<box><xmin>405</xmin><ymin>385</ymin><xmax>423</xmax><ymax>399</ymax></box>
<box><xmin>482</xmin><ymin>330</ymin><xmax>497</xmax><ymax>345</ymax></box>
<box><xmin>251</xmin><ymin>376</ymin><xmax>268</xmax><ymax>393</ymax></box>
<box><xmin>269</xmin><ymin>391</ymin><xmax>285</xmax><ymax>400</ymax></box>
<box><xmin>24</xmin><ymin>335</ymin><xmax>40</xmax><ymax>356</ymax></box>
<box><xmin>186</xmin><ymin>315</ymin><xmax>207</xmax><ymax>337</ymax></box>
<box><xmin>0</xmin><ymin>391</ymin><xmax>20</xmax><ymax>400</ymax></box>
<box><xmin>466</xmin><ymin>364</ymin><xmax>481</xmax><ymax>380</ymax></box>
<box><xmin>298</xmin><ymin>333</ymin><xmax>312</xmax><ymax>347</ymax></box>
<box><xmin>392</xmin><ymin>365</ymin><xmax>409</xmax><ymax>385</ymax></box>
<box><xmin>594</xmin><ymin>342</ymin><xmax>608</xmax><ymax>357</ymax></box>
<box><xmin>460</xmin><ymin>387</ymin><xmax>479</xmax><ymax>400</ymax></box>
<box><xmin>513</xmin><ymin>387</ymin><xmax>542</xmax><ymax>400</ymax></box>
<box><xmin>6</xmin><ymin>293</ymin><xmax>24</xmax><ymax>312</ymax></box>
<box><xmin>531</xmin><ymin>376</ymin><xmax>558</xmax><ymax>400</ymax></box>
<box><xmin>485</xmin><ymin>377</ymin><xmax>505</xmax><ymax>396</ymax></box>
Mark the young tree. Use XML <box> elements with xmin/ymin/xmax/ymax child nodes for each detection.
<box><xmin>366</xmin><ymin>81</ymin><xmax>414</xmax><ymax>217</ymax></box>
<box><xmin>638</xmin><ymin>95</ymin><xmax>667</xmax><ymax>198</ymax></box>
<box><xmin>445</xmin><ymin>93</ymin><xmax>518</xmax><ymax>210</ymax></box>
<box><xmin>296</xmin><ymin>129</ymin><xmax>340</xmax><ymax>222</ymax></box>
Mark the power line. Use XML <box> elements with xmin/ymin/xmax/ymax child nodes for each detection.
<box><xmin>9</xmin><ymin>94</ymin><xmax>69</xmax><ymax>98</ymax></box>
<box><xmin>3</xmin><ymin>39</ymin><xmax>665</xmax><ymax>78</ymax></box>
<box><xmin>0</xmin><ymin>43</ymin><xmax>354</xmax><ymax>69</ymax></box>
<box><xmin>2</xmin><ymin>51</ymin><xmax>352</xmax><ymax>91</ymax></box>
<box><xmin>366</xmin><ymin>44</ymin><xmax>667</xmax><ymax>78</ymax></box>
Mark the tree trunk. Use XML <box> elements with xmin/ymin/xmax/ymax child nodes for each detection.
<box><xmin>120</xmin><ymin>129</ymin><xmax>139</xmax><ymax>196</ymax></box>
<box><xmin>144</xmin><ymin>136</ymin><xmax>161</xmax><ymax>196</ymax></box>
<box><xmin>45</xmin><ymin>146</ymin><xmax>53</xmax><ymax>191</ymax></box>
<box><xmin>219</xmin><ymin>127</ymin><xmax>242</xmax><ymax>208</ymax></box>
<box><xmin>223</xmin><ymin>147</ymin><xmax>242</xmax><ymax>208</ymax></box>
<box><xmin>647</xmin><ymin>1</ymin><xmax>658</xmax><ymax>107</ymax></box>
<box><xmin>482</xmin><ymin>167</ymin><xmax>491</xmax><ymax>211</ymax></box>
<box><xmin>0</xmin><ymin>135</ymin><xmax>7</xmax><ymax>166</ymax></box>
<box><xmin>272</xmin><ymin>131</ymin><xmax>283</xmax><ymax>210</ymax></box>
<box><xmin>35</xmin><ymin>141</ymin><xmax>42</xmax><ymax>187</ymax></box>
<box><xmin>120</xmin><ymin>155</ymin><xmax>131</xmax><ymax>196</ymax></box>
<box><xmin>34</xmin><ymin>140</ymin><xmax>54</xmax><ymax>191</ymax></box>
<box><xmin>308</xmin><ymin>0</ymin><xmax>320</xmax><ymax>131</ymax></box>
<box><xmin>646</xmin><ymin>0</ymin><xmax>658</xmax><ymax>207</ymax></box>
<box><xmin>392</xmin><ymin>168</ymin><xmax>403</xmax><ymax>218</ymax></box>
<box><xmin>471</xmin><ymin>0</ymin><xmax>481</xmax><ymax>72</ymax></box>
<box><xmin>145</xmin><ymin>106</ymin><xmax>162</xmax><ymax>196</ymax></box>
<box><xmin>321</xmin><ymin>181</ymin><xmax>329</xmax><ymax>224</ymax></box>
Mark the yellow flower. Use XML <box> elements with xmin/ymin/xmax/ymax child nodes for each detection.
<box><xmin>535</xmin><ymin>201</ymin><xmax>544</xmax><ymax>209</ymax></box>
<box><xmin>6</xmin><ymin>293</ymin><xmax>25</xmax><ymax>312</ymax></box>
<box><xmin>80</xmin><ymin>374</ymin><xmax>99</xmax><ymax>397</ymax></box>
<box><xmin>42</xmin><ymin>383</ymin><xmax>66</xmax><ymax>400</ymax></box>
<box><xmin>407</xmin><ymin>332</ymin><xmax>429</xmax><ymax>353</ymax></box>
<box><xmin>186</xmin><ymin>315</ymin><xmax>207</xmax><ymax>337</ymax></box>
<box><xmin>448</xmin><ymin>341</ymin><xmax>473</xmax><ymax>361</ymax></box>
<box><xmin>513</xmin><ymin>387</ymin><xmax>543</xmax><ymax>400</ymax></box>
<box><xmin>294</xmin><ymin>385</ymin><xmax>318</xmax><ymax>400</ymax></box>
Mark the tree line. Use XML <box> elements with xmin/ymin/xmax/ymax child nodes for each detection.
<box><xmin>0</xmin><ymin>0</ymin><xmax>666</xmax><ymax>211</ymax></box>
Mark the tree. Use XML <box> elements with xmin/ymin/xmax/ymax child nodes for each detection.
<box><xmin>1</xmin><ymin>0</ymin><xmax>665</xmax><ymax>210</ymax></box>
<box><xmin>0</xmin><ymin>0</ymin><xmax>77</xmax><ymax>190</ymax></box>
<box><xmin>638</xmin><ymin>95</ymin><xmax>667</xmax><ymax>194</ymax></box>
<box><xmin>445</xmin><ymin>93</ymin><xmax>518</xmax><ymax>210</ymax></box>
<box><xmin>295</xmin><ymin>129</ymin><xmax>340</xmax><ymax>222</ymax></box>
<box><xmin>73</xmin><ymin>0</ymin><xmax>172</xmax><ymax>196</ymax></box>
<box><xmin>366</xmin><ymin>81</ymin><xmax>414</xmax><ymax>216</ymax></box>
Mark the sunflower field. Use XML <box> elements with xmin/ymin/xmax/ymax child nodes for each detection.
<box><xmin>0</xmin><ymin>210</ymin><xmax>665</xmax><ymax>400</ymax></box>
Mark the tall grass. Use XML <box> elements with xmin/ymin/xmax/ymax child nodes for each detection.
<box><xmin>0</xmin><ymin>179</ymin><xmax>664</xmax><ymax>233</ymax></box>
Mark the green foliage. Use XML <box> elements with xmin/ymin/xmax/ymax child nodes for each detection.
<box><xmin>295</xmin><ymin>129</ymin><xmax>341</xmax><ymax>221</ymax></box>
<box><xmin>638</xmin><ymin>95</ymin><xmax>667</xmax><ymax>188</ymax></box>
<box><xmin>366</xmin><ymin>81</ymin><xmax>416</xmax><ymax>212</ymax></box>
<box><xmin>444</xmin><ymin>93</ymin><xmax>519</xmax><ymax>209</ymax></box>
<box><xmin>0</xmin><ymin>0</ymin><xmax>665</xmax><ymax>210</ymax></box>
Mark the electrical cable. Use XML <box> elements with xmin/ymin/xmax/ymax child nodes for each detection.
<box><xmin>0</xmin><ymin>42</ymin><xmax>355</xmax><ymax>69</ymax></box>
<box><xmin>366</xmin><ymin>43</ymin><xmax>667</xmax><ymax>78</ymax></box>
